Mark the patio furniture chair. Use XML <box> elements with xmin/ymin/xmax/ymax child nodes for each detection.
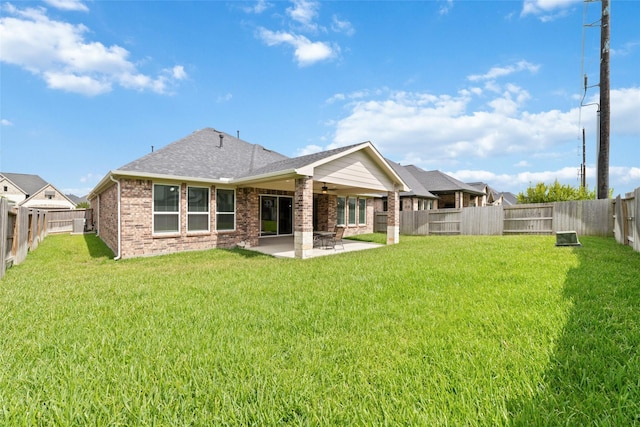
<box><xmin>327</xmin><ymin>226</ymin><xmax>345</xmax><ymax>250</ymax></box>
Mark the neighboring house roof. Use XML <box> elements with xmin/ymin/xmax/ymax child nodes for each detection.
<box><xmin>500</xmin><ymin>192</ymin><xmax>518</xmax><ymax>205</ymax></box>
<box><xmin>467</xmin><ymin>181</ymin><xmax>498</xmax><ymax>203</ymax></box>
<box><xmin>66</xmin><ymin>194</ymin><xmax>87</xmax><ymax>205</ymax></box>
<box><xmin>385</xmin><ymin>160</ymin><xmax>438</xmax><ymax>199</ymax></box>
<box><xmin>0</xmin><ymin>172</ymin><xmax>76</xmax><ymax>209</ymax></box>
<box><xmin>1</xmin><ymin>172</ymin><xmax>48</xmax><ymax>197</ymax></box>
<box><xmin>404</xmin><ymin>166</ymin><xmax>484</xmax><ymax>195</ymax></box>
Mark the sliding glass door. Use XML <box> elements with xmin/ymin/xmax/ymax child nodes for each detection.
<box><xmin>260</xmin><ymin>195</ymin><xmax>292</xmax><ymax>236</ymax></box>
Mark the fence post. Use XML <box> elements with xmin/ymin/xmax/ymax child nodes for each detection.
<box><xmin>0</xmin><ymin>198</ymin><xmax>7</xmax><ymax>279</ymax></box>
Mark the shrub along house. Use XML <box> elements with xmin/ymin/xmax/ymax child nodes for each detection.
<box><xmin>88</xmin><ymin>128</ymin><xmax>408</xmax><ymax>259</ymax></box>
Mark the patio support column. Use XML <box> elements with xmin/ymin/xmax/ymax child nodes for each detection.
<box><xmin>387</xmin><ymin>188</ymin><xmax>400</xmax><ymax>245</ymax></box>
<box><xmin>294</xmin><ymin>176</ymin><xmax>313</xmax><ymax>259</ymax></box>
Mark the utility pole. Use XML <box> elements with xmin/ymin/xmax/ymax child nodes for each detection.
<box><xmin>581</xmin><ymin>128</ymin><xmax>587</xmax><ymax>189</ymax></box>
<box><xmin>597</xmin><ymin>0</ymin><xmax>610</xmax><ymax>199</ymax></box>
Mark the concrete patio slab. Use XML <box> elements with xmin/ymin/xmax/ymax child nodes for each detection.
<box><xmin>244</xmin><ymin>236</ymin><xmax>383</xmax><ymax>259</ymax></box>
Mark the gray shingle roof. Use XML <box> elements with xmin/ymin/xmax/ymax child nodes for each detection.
<box><xmin>117</xmin><ymin>128</ymin><xmax>288</xmax><ymax>180</ymax></box>
<box><xmin>239</xmin><ymin>143</ymin><xmax>363</xmax><ymax>178</ymax></box>
<box><xmin>501</xmin><ymin>192</ymin><xmax>518</xmax><ymax>205</ymax></box>
<box><xmin>385</xmin><ymin>161</ymin><xmax>438</xmax><ymax>198</ymax></box>
<box><xmin>404</xmin><ymin>166</ymin><xmax>484</xmax><ymax>195</ymax></box>
<box><xmin>0</xmin><ymin>172</ymin><xmax>48</xmax><ymax>196</ymax></box>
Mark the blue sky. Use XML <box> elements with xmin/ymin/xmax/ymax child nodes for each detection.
<box><xmin>1</xmin><ymin>0</ymin><xmax>638</xmax><ymax>197</ymax></box>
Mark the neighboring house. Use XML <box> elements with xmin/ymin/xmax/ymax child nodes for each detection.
<box><xmin>0</xmin><ymin>172</ymin><xmax>75</xmax><ymax>209</ymax></box>
<box><xmin>399</xmin><ymin>166</ymin><xmax>485</xmax><ymax>208</ymax></box>
<box><xmin>375</xmin><ymin>160</ymin><xmax>439</xmax><ymax>211</ymax></box>
<box><xmin>66</xmin><ymin>194</ymin><xmax>88</xmax><ymax>206</ymax></box>
<box><xmin>88</xmin><ymin>128</ymin><xmax>409</xmax><ymax>259</ymax></box>
<box><xmin>467</xmin><ymin>182</ymin><xmax>518</xmax><ymax>206</ymax></box>
<box><xmin>495</xmin><ymin>191</ymin><xmax>518</xmax><ymax>206</ymax></box>
<box><xmin>467</xmin><ymin>182</ymin><xmax>498</xmax><ymax>206</ymax></box>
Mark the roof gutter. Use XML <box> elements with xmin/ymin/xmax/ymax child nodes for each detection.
<box><xmin>89</xmin><ymin>170</ymin><xmax>233</xmax><ymax>199</ymax></box>
<box><xmin>231</xmin><ymin>169</ymin><xmax>300</xmax><ymax>185</ymax></box>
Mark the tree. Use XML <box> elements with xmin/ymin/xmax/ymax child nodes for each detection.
<box><xmin>76</xmin><ymin>201</ymin><xmax>91</xmax><ymax>209</ymax></box>
<box><xmin>517</xmin><ymin>180</ymin><xmax>597</xmax><ymax>203</ymax></box>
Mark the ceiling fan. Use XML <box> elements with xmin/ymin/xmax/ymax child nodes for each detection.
<box><xmin>321</xmin><ymin>182</ymin><xmax>338</xmax><ymax>194</ymax></box>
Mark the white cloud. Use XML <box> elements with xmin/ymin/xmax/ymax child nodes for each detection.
<box><xmin>467</xmin><ymin>60</ymin><xmax>540</xmax><ymax>82</ymax></box>
<box><xmin>43</xmin><ymin>0</ymin><xmax>88</xmax><ymax>12</ymax></box>
<box><xmin>287</xmin><ymin>0</ymin><xmax>319</xmax><ymax>31</ymax></box>
<box><xmin>328</xmin><ymin>86</ymin><xmax>575</xmax><ymax>161</ymax></box>
<box><xmin>321</xmin><ymin>60</ymin><xmax>639</xmax><ymax>194</ymax></box>
<box><xmin>0</xmin><ymin>5</ymin><xmax>186</xmax><ymax>96</ymax></box>
<box><xmin>1</xmin><ymin>119</ymin><xmax>14</xmax><ymax>126</ymax></box>
<box><xmin>44</xmin><ymin>71</ymin><xmax>111</xmax><ymax>95</ymax></box>
<box><xmin>521</xmin><ymin>0</ymin><xmax>580</xmax><ymax>21</ymax></box>
<box><xmin>171</xmin><ymin>65</ymin><xmax>187</xmax><ymax>80</ymax></box>
<box><xmin>439</xmin><ymin>0</ymin><xmax>454</xmax><ymax>16</ymax></box>
<box><xmin>611</xmin><ymin>41</ymin><xmax>640</xmax><ymax>57</ymax></box>
<box><xmin>331</xmin><ymin>15</ymin><xmax>354</xmax><ymax>36</ymax></box>
<box><xmin>449</xmin><ymin>165</ymin><xmax>640</xmax><ymax>195</ymax></box>
<box><xmin>610</xmin><ymin>87</ymin><xmax>640</xmax><ymax>135</ymax></box>
<box><xmin>255</xmin><ymin>0</ymin><xmax>348</xmax><ymax>66</ymax></box>
<box><xmin>243</xmin><ymin>0</ymin><xmax>272</xmax><ymax>14</ymax></box>
<box><xmin>257</xmin><ymin>28</ymin><xmax>336</xmax><ymax>66</ymax></box>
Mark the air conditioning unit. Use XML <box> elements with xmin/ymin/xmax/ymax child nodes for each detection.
<box><xmin>72</xmin><ymin>218</ymin><xmax>85</xmax><ymax>234</ymax></box>
<box><xmin>555</xmin><ymin>231</ymin><xmax>581</xmax><ymax>247</ymax></box>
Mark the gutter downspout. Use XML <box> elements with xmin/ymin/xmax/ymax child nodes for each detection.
<box><xmin>109</xmin><ymin>175</ymin><xmax>122</xmax><ymax>260</ymax></box>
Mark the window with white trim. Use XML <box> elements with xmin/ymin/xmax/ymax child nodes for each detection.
<box><xmin>358</xmin><ymin>198</ymin><xmax>366</xmax><ymax>224</ymax></box>
<box><xmin>337</xmin><ymin>196</ymin><xmax>346</xmax><ymax>226</ymax></box>
<box><xmin>216</xmin><ymin>188</ymin><xmax>235</xmax><ymax>231</ymax></box>
<box><xmin>348</xmin><ymin>197</ymin><xmax>357</xmax><ymax>225</ymax></box>
<box><xmin>153</xmin><ymin>184</ymin><xmax>180</xmax><ymax>234</ymax></box>
<box><xmin>188</xmin><ymin>186</ymin><xmax>210</xmax><ymax>232</ymax></box>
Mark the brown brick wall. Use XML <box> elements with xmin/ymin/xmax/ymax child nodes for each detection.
<box><xmin>387</xmin><ymin>190</ymin><xmax>399</xmax><ymax>227</ymax></box>
<box><xmin>117</xmin><ymin>179</ymin><xmax>221</xmax><ymax>258</ymax></box>
<box><xmin>294</xmin><ymin>177</ymin><xmax>313</xmax><ymax>233</ymax></box>
<box><xmin>92</xmin><ymin>183</ymin><xmax>118</xmax><ymax>256</ymax></box>
<box><xmin>94</xmin><ymin>177</ymin><xmax>381</xmax><ymax>258</ymax></box>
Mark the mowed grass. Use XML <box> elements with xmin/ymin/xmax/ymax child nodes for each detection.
<box><xmin>1</xmin><ymin>233</ymin><xmax>639</xmax><ymax>425</ymax></box>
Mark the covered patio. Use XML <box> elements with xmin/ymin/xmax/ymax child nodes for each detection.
<box><xmin>235</xmin><ymin>142</ymin><xmax>408</xmax><ymax>259</ymax></box>
<box><xmin>245</xmin><ymin>236</ymin><xmax>383</xmax><ymax>259</ymax></box>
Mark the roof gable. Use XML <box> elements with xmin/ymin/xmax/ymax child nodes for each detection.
<box><xmin>236</xmin><ymin>142</ymin><xmax>409</xmax><ymax>192</ymax></box>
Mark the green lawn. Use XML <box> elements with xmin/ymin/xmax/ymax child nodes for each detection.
<box><xmin>1</xmin><ymin>233</ymin><xmax>639</xmax><ymax>425</ymax></box>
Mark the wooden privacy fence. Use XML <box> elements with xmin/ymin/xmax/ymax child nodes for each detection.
<box><xmin>613</xmin><ymin>188</ymin><xmax>639</xmax><ymax>252</ymax></box>
<box><xmin>375</xmin><ymin>199</ymin><xmax>615</xmax><ymax>238</ymax></box>
<box><xmin>47</xmin><ymin>209</ymin><xmax>93</xmax><ymax>234</ymax></box>
<box><xmin>0</xmin><ymin>201</ymin><xmax>93</xmax><ymax>278</ymax></box>
<box><xmin>1</xmin><ymin>199</ymin><xmax>49</xmax><ymax>279</ymax></box>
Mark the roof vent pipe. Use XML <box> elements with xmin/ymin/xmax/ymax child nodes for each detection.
<box><xmin>219</xmin><ymin>134</ymin><xmax>223</xmax><ymax>148</ymax></box>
